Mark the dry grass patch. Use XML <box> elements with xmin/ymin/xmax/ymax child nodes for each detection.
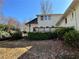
<box><xmin>0</xmin><ymin>46</ymin><xmax>32</xmax><ymax>59</ymax></box>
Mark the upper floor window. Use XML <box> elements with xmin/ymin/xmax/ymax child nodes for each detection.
<box><xmin>65</xmin><ymin>18</ymin><xmax>67</xmax><ymax>24</ymax></box>
<box><xmin>45</xmin><ymin>16</ymin><xmax>48</xmax><ymax>20</ymax></box>
<box><xmin>40</xmin><ymin>15</ymin><xmax>51</xmax><ymax>20</ymax></box>
<box><xmin>41</xmin><ymin>16</ymin><xmax>43</xmax><ymax>20</ymax></box>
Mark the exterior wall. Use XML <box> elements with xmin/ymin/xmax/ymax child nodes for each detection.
<box><xmin>37</xmin><ymin>15</ymin><xmax>62</xmax><ymax>27</ymax></box>
<box><xmin>59</xmin><ymin>19</ymin><xmax>66</xmax><ymax>27</ymax></box>
<box><xmin>57</xmin><ymin>4</ymin><xmax>79</xmax><ymax>30</ymax></box>
<box><xmin>30</xmin><ymin>24</ymin><xmax>37</xmax><ymax>32</ymax></box>
<box><xmin>75</xmin><ymin>5</ymin><xmax>79</xmax><ymax>30</ymax></box>
<box><xmin>37</xmin><ymin>15</ymin><xmax>62</xmax><ymax>32</ymax></box>
<box><xmin>24</xmin><ymin>24</ymin><xmax>29</xmax><ymax>32</ymax></box>
<box><xmin>59</xmin><ymin>12</ymin><xmax>76</xmax><ymax>28</ymax></box>
<box><xmin>25</xmin><ymin>24</ymin><xmax>37</xmax><ymax>32</ymax></box>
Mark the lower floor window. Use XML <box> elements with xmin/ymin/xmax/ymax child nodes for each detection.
<box><xmin>33</xmin><ymin>28</ymin><xmax>36</xmax><ymax>32</ymax></box>
<box><xmin>65</xmin><ymin>18</ymin><xmax>67</xmax><ymax>24</ymax></box>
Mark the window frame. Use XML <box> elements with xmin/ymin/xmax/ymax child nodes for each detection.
<box><xmin>65</xmin><ymin>18</ymin><xmax>67</xmax><ymax>24</ymax></box>
<box><xmin>41</xmin><ymin>16</ymin><xmax>43</xmax><ymax>20</ymax></box>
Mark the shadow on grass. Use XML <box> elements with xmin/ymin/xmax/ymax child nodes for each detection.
<box><xmin>0</xmin><ymin>39</ymin><xmax>32</xmax><ymax>48</ymax></box>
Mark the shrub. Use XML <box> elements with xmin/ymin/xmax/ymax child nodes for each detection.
<box><xmin>50</xmin><ymin>31</ymin><xmax>58</xmax><ymax>39</ymax></box>
<box><xmin>0</xmin><ymin>31</ymin><xmax>11</xmax><ymax>40</ymax></box>
<box><xmin>1</xmin><ymin>31</ymin><xmax>11</xmax><ymax>37</ymax></box>
<box><xmin>28</xmin><ymin>32</ymin><xmax>53</xmax><ymax>40</ymax></box>
<box><xmin>64</xmin><ymin>30</ymin><xmax>79</xmax><ymax>48</ymax></box>
<box><xmin>54</xmin><ymin>27</ymin><xmax>75</xmax><ymax>39</ymax></box>
<box><xmin>10</xmin><ymin>31</ymin><xmax>22</xmax><ymax>40</ymax></box>
<box><xmin>28</xmin><ymin>27</ymin><xmax>75</xmax><ymax>40</ymax></box>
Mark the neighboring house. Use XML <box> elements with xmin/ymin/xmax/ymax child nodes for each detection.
<box><xmin>25</xmin><ymin>14</ymin><xmax>63</xmax><ymax>32</ymax></box>
<box><xmin>56</xmin><ymin>0</ymin><xmax>79</xmax><ymax>30</ymax></box>
<box><xmin>25</xmin><ymin>18</ymin><xmax>38</xmax><ymax>32</ymax></box>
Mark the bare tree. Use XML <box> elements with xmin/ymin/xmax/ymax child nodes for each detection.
<box><xmin>40</xmin><ymin>0</ymin><xmax>52</xmax><ymax>14</ymax></box>
<box><xmin>0</xmin><ymin>0</ymin><xmax>4</xmax><ymax>21</ymax></box>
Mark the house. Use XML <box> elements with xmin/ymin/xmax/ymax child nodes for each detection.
<box><xmin>56</xmin><ymin>0</ymin><xmax>79</xmax><ymax>30</ymax></box>
<box><xmin>25</xmin><ymin>18</ymin><xmax>38</xmax><ymax>32</ymax></box>
<box><xmin>25</xmin><ymin>14</ymin><xmax>63</xmax><ymax>32</ymax></box>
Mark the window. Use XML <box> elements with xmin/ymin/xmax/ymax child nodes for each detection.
<box><xmin>33</xmin><ymin>28</ymin><xmax>36</xmax><ymax>32</ymax></box>
<box><xmin>41</xmin><ymin>16</ymin><xmax>43</xmax><ymax>20</ymax></box>
<box><xmin>45</xmin><ymin>16</ymin><xmax>47</xmax><ymax>20</ymax></box>
<box><xmin>41</xmin><ymin>15</ymin><xmax>51</xmax><ymax>20</ymax></box>
<box><xmin>46</xmin><ymin>26</ymin><xmax>49</xmax><ymax>28</ymax></box>
<box><xmin>45</xmin><ymin>16</ymin><xmax>48</xmax><ymax>20</ymax></box>
<box><xmin>72</xmin><ymin>12</ymin><xmax>74</xmax><ymax>18</ymax></box>
<box><xmin>65</xmin><ymin>18</ymin><xmax>67</xmax><ymax>24</ymax></box>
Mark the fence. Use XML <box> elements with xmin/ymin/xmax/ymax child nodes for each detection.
<box><xmin>33</xmin><ymin>27</ymin><xmax>63</xmax><ymax>32</ymax></box>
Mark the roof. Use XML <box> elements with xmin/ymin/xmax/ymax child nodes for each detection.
<box><xmin>56</xmin><ymin>0</ymin><xmax>79</xmax><ymax>26</ymax></box>
<box><xmin>25</xmin><ymin>18</ymin><xmax>37</xmax><ymax>25</ymax></box>
<box><xmin>37</xmin><ymin>14</ymin><xmax>63</xmax><ymax>16</ymax></box>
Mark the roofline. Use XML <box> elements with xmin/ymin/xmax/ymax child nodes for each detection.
<box><xmin>25</xmin><ymin>18</ymin><xmax>37</xmax><ymax>25</ymax></box>
<box><xmin>37</xmin><ymin>14</ymin><xmax>63</xmax><ymax>16</ymax></box>
<box><xmin>25</xmin><ymin>22</ymin><xmax>37</xmax><ymax>25</ymax></box>
<box><xmin>56</xmin><ymin>0</ymin><xmax>79</xmax><ymax>26</ymax></box>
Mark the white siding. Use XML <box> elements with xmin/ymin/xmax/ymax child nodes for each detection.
<box><xmin>38</xmin><ymin>15</ymin><xmax>62</xmax><ymax>27</ymax></box>
<box><xmin>75</xmin><ymin>5</ymin><xmax>79</xmax><ymax>30</ymax></box>
<box><xmin>25</xmin><ymin>24</ymin><xmax>37</xmax><ymax>32</ymax></box>
<box><xmin>58</xmin><ymin>4</ymin><xmax>79</xmax><ymax>30</ymax></box>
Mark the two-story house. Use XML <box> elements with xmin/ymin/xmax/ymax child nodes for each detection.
<box><xmin>25</xmin><ymin>14</ymin><xmax>63</xmax><ymax>32</ymax></box>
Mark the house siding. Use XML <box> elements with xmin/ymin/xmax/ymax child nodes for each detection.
<box><xmin>38</xmin><ymin>15</ymin><xmax>62</xmax><ymax>27</ymax></box>
<box><xmin>57</xmin><ymin>3</ymin><xmax>79</xmax><ymax>30</ymax></box>
<box><xmin>25</xmin><ymin>24</ymin><xmax>37</xmax><ymax>32</ymax></box>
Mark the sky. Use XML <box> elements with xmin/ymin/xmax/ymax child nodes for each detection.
<box><xmin>2</xmin><ymin>0</ymin><xmax>73</xmax><ymax>23</ymax></box>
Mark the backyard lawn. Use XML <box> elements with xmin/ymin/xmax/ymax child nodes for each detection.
<box><xmin>0</xmin><ymin>40</ymin><xmax>79</xmax><ymax>59</ymax></box>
